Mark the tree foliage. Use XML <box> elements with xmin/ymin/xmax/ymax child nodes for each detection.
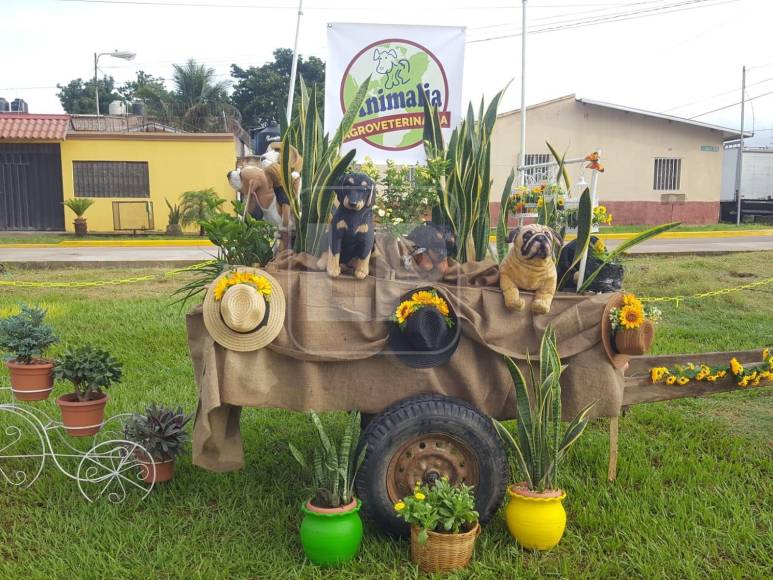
<box><xmin>56</xmin><ymin>76</ymin><xmax>121</xmax><ymax>114</ymax></box>
<box><xmin>230</xmin><ymin>48</ymin><xmax>325</xmax><ymax>128</ymax></box>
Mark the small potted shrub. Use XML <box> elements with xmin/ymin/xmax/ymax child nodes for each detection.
<box><xmin>0</xmin><ymin>305</ymin><xmax>59</xmax><ymax>401</ymax></box>
<box><xmin>165</xmin><ymin>199</ymin><xmax>183</xmax><ymax>236</ymax></box>
<box><xmin>54</xmin><ymin>345</ymin><xmax>122</xmax><ymax>436</ymax></box>
<box><xmin>394</xmin><ymin>477</ymin><xmax>480</xmax><ymax>573</ymax></box>
<box><xmin>124</xmin><ymin>403</ymin><xmax>192</xmax><ymax>483</ymax></box>
<box><xmin>493</xmin><ymin>328</ymin><xmax>595</xmax><ymax>550</ymax></box>
<box><xmin>609</xmin><ymin>293</ymin><xmax>660</xmax><ymax>355</ymax></box>
<box><xmin>289</xmin><ymin>411</ymin><xmax>367</xmax><ymax>566</ymax></box>
<box><xmin>63</xmin><ymin>198</ymin><xmax>95</xmax><ymax>237</ymax></box>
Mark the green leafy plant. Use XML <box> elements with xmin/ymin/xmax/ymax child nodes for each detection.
<box><xmin>172</xmin><ymin>201</ymin><xmax>276</xmax><ymax>304</ymax></box>
<box><xmin>124</xmin><ymin>403</ymin><xmax>192</xmax><ymax>462</ymax></box>
<box><xmin>493</xmin><ymin>328</ymin><xmax>596</xmax><ymax>492</ymax></box>
<box><xmin>393</xmin><ymin>477</ymin><xmax>479</xmax><ymax>544</ymax></box>
<box><xmin>53</xmin><ymin>345</ymin><xmax>123</xmax><ymax>402</ymax></box>
<box><xmin>278</xmin><ymin>75</ymin><xmax>371</xmax><ymax>255</ymax></box>
<box><xmin>62</xmin><ymin>198</ymin><xmax>94</xmax><ymax>218</ymax></box>
<box><xmin>0</xmin><ymin>305</ymin><xmax>58</xmax><ymax>364</ymax></box>
<box><xmin>165</xmin><ymin>198</ymin><xmax>182</xmax><ymax>226</ymax></box>
<box><xmin>179</xmin><ymin>188</ymin><xmax>226</xmax><ymax>236</ymax></box>
<box><xmin>423</xmin><ymin>85</ymin><xmax>509</xmax><ymax>262</ymax></box>
<box><xmin>495</xmin><ymin>169</ymin><xmax>516</xmax><ymax>263</ymax></box>
<box><xmin>288</xmin><ymin>411</ymin><xmax>367</xmax><ymax>509</ymax></box>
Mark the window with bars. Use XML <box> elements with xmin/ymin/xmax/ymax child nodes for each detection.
<box><xmin>653</xmin><ymin>158</ymin><xmax>681</xmax><ymax>191</ymax></box>
<box><xmin>73</xmin><ymin>161</ymin><xmax>150</xmax><ymax>198</ymax></box>
<box><xmin>523</xmin><ymin>153</ymin><xmax>552</xmax><ymax>181</ymax></box>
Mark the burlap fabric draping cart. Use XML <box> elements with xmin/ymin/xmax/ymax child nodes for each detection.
<box><xmin>188</xmin><ymin>237</ymin><xmax>624</xmax><ymax>471</ymax></box>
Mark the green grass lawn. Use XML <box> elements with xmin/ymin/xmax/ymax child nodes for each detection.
<box><xmin>600</xmin><ymin>222</ymin><xmax>772</xmax><ymax>234</ymax></box>
<box><xmin>0</xmin><ymin>233</ymin><xmax>198</xmax><ymax>244</ymax></box>
<box><xmin>0</xmin><ymin>254</ymin><xmax>771</xmax><ymax>578</ymax></box>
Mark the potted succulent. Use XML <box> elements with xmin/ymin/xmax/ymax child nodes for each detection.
<box><xmin>54</xmin><ymin>345</ymin><xmax>122</xmax><ymax>436</ymax></box>
<box><xmin>609</xmin><ymin>293</ymin><xmax>661</xmax><ymax>356</ymax></box>
<box><xmin>289</xmin><ymin>411</ymin><xmax>367</xmax><ymax>566</ymax></box>
<box><xmin>394</xmin><ymin>477</ymin><xmax>480</xmax><ymax>573</ymax></box>
<box><xmin>63</xmin><ymin>198</ymin><xmax>95</xmax><ymax>237</ymax></box>
<box><xmin>493</xmin><ymin>328</ymin><xmax>596</xmax><ymax>551</ymax></box>
<box><xmin>0</xmin><ymin>305</ymin><xmax>59</xmax><ymax>401</ymax></box>
<box><xmin>124</xmin><ymin>403</ymin><xmax>192</xmax><ymax>484</ymax></box>
<box><xmin>165</xmin><ymin>199</ymin><xmax>183</xmax><ymax>236</ymax></box>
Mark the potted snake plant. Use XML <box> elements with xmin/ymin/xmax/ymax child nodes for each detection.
<box><xmin>0</xmin><ymin>305</ymin><xmax>59</xmax><ymax>401</ymax></box>
<box><xmin>54</xmin><ymin>345</ymin><xmax>122</xmax><ymax>436</ymax></box>
<box><xmin>124</xmin><ymin>403</ymin><xmax>192</xmax><ymax>484</ymax></box>
<box><xmin>289</xmin><ymin>411</ymin><xmax>367</xmax><ymax>566</ymax></box>
<box><xmin>493</xmin><ymin>327</ymin><xmax>596</xmax><ymax>551</ymax></box>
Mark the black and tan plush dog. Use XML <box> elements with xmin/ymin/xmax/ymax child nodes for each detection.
<box><xmin>500</xmin><ymin>223</ymin><xmax>561</xmax><ymax>314</ymax></box>
<box><xmin>326</xmin><ymin>172</ymin><xmax>376</xmax><ymax>280</ymax></box>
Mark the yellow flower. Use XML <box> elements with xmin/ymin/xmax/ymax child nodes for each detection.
<box><xmin>762</xmin><ymin>348</ymin><xmax>770</xmax><ymax>361</ymax></box>
<box><xmin>678</xmin><ymin>377</ymin><xmax>689</xmax><ymax>385</ymax></box>
<box><xmin>395</xmin><ymin>301</ymin><xmax>416</xmax><ymax>325</ymax></box>
<box><xmin>730</xmin><ymin>358</ymin><xmax>743</xmax><ymax>376</ymax></box>
<box><xmin>650</xmin><ymin>367</ymin><xmax>667</xmax><ymax>382</ymax></box>
<box><xmin>695</xmin><ymin>370</ymin><xmax>707</xmax><ymax>381</ymax></box>
<box><xmin>411</xmin><ymin>291</ymin><xmax>436</xmax><ymax>305</ymax></box>
<box><xmin>394</xmin><ymin>501</ymin><xmax>406</xmax><ymax>511</ymax></box>
<box><xmin>605</xmin><ymin>214</ymin><xmax>613</xmax><ymax>225</ymax></box>
<box><xmin>619</xmin><ymin>305</ymin><xmax>644</xmax><ymax>330</ymax></box>
<box><xmin>557</xmin><ymin>197</ymin><xmax>565</xmax><ymax>208</ymax></box>
<box><xmin>666</xmin><ymin>375</ymin><xmax>677</xmax><ymax>385</ymax></box>
<box><xmin>414</xmin><ymin>492</ymin><xmax>426</xmax><ymax>501</ymax></box>
<box><xmin>593</xmin><ymin>239</ymin><xmax>606</xmax><ymax>253</ymax></box>
<box><xmin>707</xmin><ymin>375</ymin><xmax>717</xmax><ymax>382</ymax></box>
<box><xmin>537</xmin><ymin>197</ymin><xmax>544</xmax><ymax>208</ymax></box>
<box><xmin>432</xmin><ymin>297</ymin><xmax>450</xmax><ymax>317</ymax></box>
<box><xmin>717</xmin><ymin>370</ymin><xmax>727</xmax><ymax>378</ymax></box>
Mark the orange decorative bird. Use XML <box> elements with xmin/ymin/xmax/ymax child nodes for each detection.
<box><xmin>585</xmin><ymin>151</ymin><xmax>604</xmax><ymax>172</ymax></box>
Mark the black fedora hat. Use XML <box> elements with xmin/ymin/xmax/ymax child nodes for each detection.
<box><xmin>388</xmin><ymin>287</ymin><xmax>460</xmax><ymax>368</ymax></box>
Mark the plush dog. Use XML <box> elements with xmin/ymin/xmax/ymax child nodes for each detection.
<box><xmin>405</xmin><ymin>222</ymin><xmax>456</xmax><ymax>276</ymax></box>
<box><xmin>326</xmin><ymin>172</ymin><xmax>376</xmax><ymax>280</ymax></box>
<box><xmin>500</xmin><ymin>223</ymin><xmax>561</xmax><ymax>314</ymax></box>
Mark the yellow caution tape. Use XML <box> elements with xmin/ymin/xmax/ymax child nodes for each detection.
<box><xmin>640</xmin><ymin>277</ymin><xmax>773</xmax><ymax>306</ymax></box>
<box><xmin>0</xmin><ymin>261</ymin><xmax>215</xmax><ymax>289</ymax></box>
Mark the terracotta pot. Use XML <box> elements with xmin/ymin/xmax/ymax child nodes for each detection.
<box><xmin>410</xmin><ymin>522</ymin><xmax>480</xmax><ymax>573</ymax></box>
<box><xmin>137</xmin><ymin>457</ymin><xmax>176</xmax><ymax>484</ymax></box>
<box><xmin>614</xmin><ymin>320</ymin><xmax>655</xmax><ymax>356</ymax></box>
<box><xmin>56</xmin><ymin>392</ymin><xmax>108</xmax><ymax>436</ymax></box>
<box><xmin>6</xmin><ymin>359</ymin><xmax>54</xmax><ymax>401</ymax></box>
<box><xmin>74</xmin><ymin>217</ymin><xmax>88</xmax><ymax>237</ymax></box>
<box><xmin>166</xmin><ymin>224</ymin><xmax>183</xmax><ymax>236</ymax></box>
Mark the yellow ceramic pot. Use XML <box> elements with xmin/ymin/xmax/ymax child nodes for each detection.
<box><xmin>505</xmin><ymin>484</ymin><xmax>567</xmax><ymax>550</ymax></box>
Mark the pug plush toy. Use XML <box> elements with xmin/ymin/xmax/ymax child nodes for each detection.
<box><xmin>499</xmin><ymin>223</ymin><xmax>561</xmax><ymax>314</ymax></box>
<box><xmin>326</xmin><ymin>172</ymin><xmax>376</xmax><ymax>280</ymax></box>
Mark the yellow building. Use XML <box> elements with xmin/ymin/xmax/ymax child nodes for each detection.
<box><xmin>0</xmin><ymin>113</ymin><xmax>236</xmax><ymax>232</ymax></box>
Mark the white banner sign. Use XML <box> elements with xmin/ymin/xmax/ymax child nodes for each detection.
<box><xmin>325</xmin><ymin>22</ymin><xmax>466</xmax><ymax>164</ymax></box>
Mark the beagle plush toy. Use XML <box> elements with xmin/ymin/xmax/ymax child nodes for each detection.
<box><xmin>326</xmin><ymin>172</ymin><xmax>376</xmax><ymax>280</ymax></box>
<box><xmin>499</xmin><ymin>223</ymin><xmax>561</xmax><ymax>314</ymax></box>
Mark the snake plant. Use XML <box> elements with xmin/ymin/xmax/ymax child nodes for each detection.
<box><xmin>493</xmin><ymin>328</ymin><xmax>596</xmax><ymax>492</ymax></box>
<box><xmin>289</xmin><ymin>411</ymin><xmax>367</xmax><ymax>509</ymax></box>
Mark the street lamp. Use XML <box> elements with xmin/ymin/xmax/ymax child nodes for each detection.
<box><xmin>94</xmin><ymin>50</ymin><xmax>136</xmax><ymax>116</ymax></box>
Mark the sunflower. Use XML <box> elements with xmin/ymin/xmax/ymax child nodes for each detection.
<box><xmin>666</xmin><ymin>375</ymin><xmax>677</xmax><ymax>385</ymax></box>
<box><xmin>730</xmin><ymin>358</ymin><xmax>744</xmax><ymax>376</ymax></box>
<box><xmin>394</xmin><ymin>300</ymin><xmax>417</xmax><ymax>326</ymax></box>
<box><xmin>412</xmin><ymin>291</ymin><xmax>438</xmax><ymax>305</ymax></box>
<box><xmin>678</xmin><ymin>377</ymin><xmax>689</xmax><ymax>385</ymax></box>
<box><xmin>650</xmin><ymin>367</ymin><xmax>667</xmax><ymax>382</ymax></box>
<box><xmin>619</xmin><ymin>305</ymin><xmax>644</xmax><ymax>330</ymax></box>
<box><xmin>593</xmin><ymin>239</ymin><xmax>606</xmax><ymax>254</ymax></box>
<box><xmin>557</xmin><ymin>197</ymin><xmax>565</xmax><ymax>209</ymax></box>
<box><xmin>537</xmin><ymin>197</ymin><xmax>544</xmax><ymax>208</ymax></box>
<box><xmin>432</xmin><ymin>297</ymin><xmax>450</xmax><ymax>317</ymax></box>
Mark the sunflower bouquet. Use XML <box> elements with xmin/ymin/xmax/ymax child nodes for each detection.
<box><xmin>650</xmin><ymin>349</ymin><xmax>773</xmax><ymax>388</ymax></box>
<box><xmin>390</xmin><ymin>290</ymin><xmax>455</xmax><ymax>331</ymax></box>
<box><xmin>213</xmin><ymin>271</ymin><xmax>272</xmax><ymax>302</ymax></box>
<box><xmin>608</xmin><ymin>293</ymin><xmax>661</xmax><ymax>331</ymax></box>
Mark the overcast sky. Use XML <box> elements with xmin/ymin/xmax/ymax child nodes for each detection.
<box><xmin>2</xmin><ymin>0</ymin><xmax>771</xmax><ymax>144</ymax></box>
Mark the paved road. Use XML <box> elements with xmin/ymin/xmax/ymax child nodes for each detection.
<box><xmin>1</xmin><ymin>235</ymin><xmax>772</xmax><ymax>264</ymax></box>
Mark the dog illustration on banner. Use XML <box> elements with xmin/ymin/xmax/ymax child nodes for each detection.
<box><xmin>373</xmin><ymin>48</ymin><xmax>411</xmax><ymax>90</ymax></box>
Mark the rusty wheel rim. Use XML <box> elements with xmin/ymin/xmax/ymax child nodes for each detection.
<box><xmin>386</xmin><ymin>433</ymin><xmax>479</xmax><ymax>502</ymax></box>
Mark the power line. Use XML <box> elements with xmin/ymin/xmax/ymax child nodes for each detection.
<box><xmin>688</xmin><ymin>89</ymin><xmax>773</xmax><ymax>119</ymax></box>
<box><xmin>662</xmin><ymin>75</ymin><xmax>773</xmax><ymax>113</ymax></box>
<box><xmin>55</xmin><ymin>0</ymin><xmax>621</xmax><ymax>9</ymax></box>
<box><xmin>467</xmin><ymin>0</ymin><xmax>737</xmax><ymax>43</ymax></box>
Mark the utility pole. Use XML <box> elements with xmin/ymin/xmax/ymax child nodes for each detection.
<box><xmin>518</xmin><ymin>0</ymin><xmax>527</xmax><ymax>186</ymax></box>
<box><xmin>734</xmin><ymin>65</ymin><xmax>746</xmax><ymax>225</ymax></box>
<box><xmin>286</xmin><ymin>0</ymin><xmax>304</xmax><ymax>124</ymax></box>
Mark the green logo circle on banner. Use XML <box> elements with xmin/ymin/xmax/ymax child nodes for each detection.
<box><xmin>340</xmin><ymin>38</ymin><xmax>451</xmax><ymax>152</ymax></box>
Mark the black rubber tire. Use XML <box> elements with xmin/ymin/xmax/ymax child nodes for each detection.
<box><xmin>355</xmin><ymin>394</ymin><xmax>509</xmax><ymax>536</ymax></box>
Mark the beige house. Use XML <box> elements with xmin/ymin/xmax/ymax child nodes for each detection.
<box><xmin>491</xmin><ymin>95</ymin><xmax>746</xmax><ymax>225</ymax></box>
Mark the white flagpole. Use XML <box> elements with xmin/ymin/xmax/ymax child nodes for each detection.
<box><xmin>518</xmin><ymin>0</ymin><xmax>527</xmax><ymax>186</ymax></box>
<box><xmin>286</xmin><ymin>0</ymin><xmax>304</xmax><ymax>123</ymax></box>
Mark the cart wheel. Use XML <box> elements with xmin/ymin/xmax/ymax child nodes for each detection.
<box><xmin>355</xmin><ymin>394</ymin><xmax>508</xmax><ymax>536</ymax></box>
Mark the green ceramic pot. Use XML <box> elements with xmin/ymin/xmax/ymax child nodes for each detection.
<box><xmin>300</xmin><ymin>498</ymin><xmax>363</xmax><ymax>566</ymax></box>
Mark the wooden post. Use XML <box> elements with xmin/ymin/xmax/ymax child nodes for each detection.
<box><xmin>608</xmin><ymin>415</ymin><xmax>619</xmax><ymax>482</ymax></box>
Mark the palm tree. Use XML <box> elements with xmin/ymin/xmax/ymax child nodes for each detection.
<box><xmin>179</xmin><ymin>188</ymin><xmax>225</xmax><ymax>236</ymax></box>
<box><xmin>171</xmin><ymin>60</ymin><xmax>230</xmax><ymax>132</ymax></box>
